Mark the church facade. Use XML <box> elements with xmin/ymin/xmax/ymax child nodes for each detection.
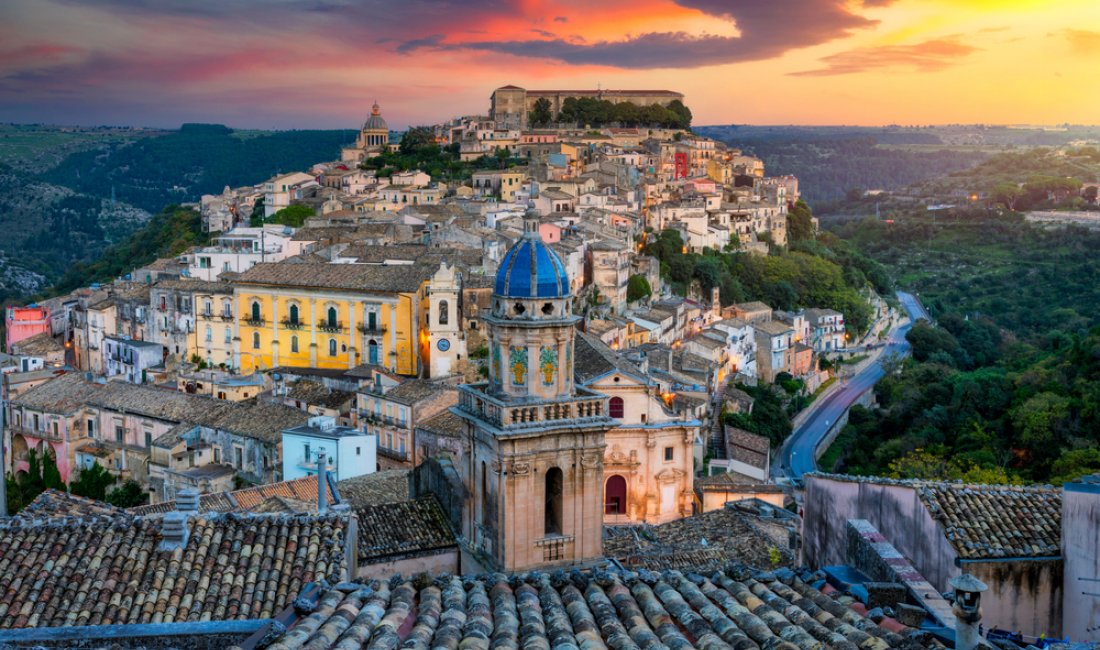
<box><xmin>452</xmin><ymin>213</ymin><xmax>617</xmax><ymax>572</ymax></box>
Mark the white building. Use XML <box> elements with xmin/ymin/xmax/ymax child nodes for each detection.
<box><xmin>186</xmin><ymin>226</ymin><xmax>301</xmax><ymax>281</ymax></box>
<box><xmin>102</xmin><ymin>336</ymin><xmax>164</xmax><ymax>384</ymax></box>
<box><xmin>805</xmin><ymin>308</ymin><xmax>846</xmax><ymax>352</ymax></box>
<box><xmin>263</xmin><ymin>171</ymin><xmax>316</xmax><ymax>217</ymax></box>
<box><xmin>281</xmin><ymin>415</ymin><xmax>377</xmax><ymax>482</ymax></box>
<box><xmin>711</xmin><ymin>318</ymin><xmax>757</xmax><ymax>381</ymax></box>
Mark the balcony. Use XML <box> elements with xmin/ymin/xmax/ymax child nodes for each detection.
<box><xmin>357</xmin><ymin>323</ymin><xmax>388</xmax><ymax>336</ymax></box>
<box><xmin>244</xmin><ymin>317</ymin><xmax>266</xmax><ymax>327</ymax></box>
<box><xmin>219</xmin><ymin>313</ymin><xmax>234</xmax><ymax>322</ymax></box>
<box><xmin>377</xmin><ymin>447</ymin><xmax>409</xmax><ymax>462</ymax></box>
<box><xmin>359</xmin><ymin>411</ymin><xmax>407</xmax><ymax>428</ymax></box>
<box><xmin>317</xmin><ymin>321</ymin><xmax>344</xmax><ymax>334</ymax></box>
<box><xmin>456</xmin><ymin>384</ymin><xmax>611</xmax><ymax>432</ymax></box>
<box><xmin>281</xmin><ymin>319</ymin><xmax>306</xmax><ymax>331</ymax></box>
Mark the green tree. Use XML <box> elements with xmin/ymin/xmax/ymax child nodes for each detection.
<box><xmin>530</xmin><ymin>98</ymin><xmax>552</xmax><ymax>127</ymax></box>
<box><xmin>991</xmin><ymin>182</ymin><xmax>1023</xmax><ymax>211</ymax></box>
<box><xmin>106</xmin><ymin>480</ymin><xmax>149</xmax><ymax>508</ymax></box>
<box><xmin>626</xmin><ymin>274</ymin><xmax>652</xmax><ymax>302</ymax></box>
<box><xmin>1084</xmin><ymin>185</ymin><xmax>1098</xmax><ymax>205</ymax></box>
<box><xmin>399</xmin><ymin>126</ymin><xmax>435</xmax><ymax>155</ymax></box>
<box><xmin>1050</xmin><ymin>448</ymin><xmax>1100</xmax><ymax>484</ymax></box>
<box><xmin>666</xmin><ymin>100</ymin><xmax>693</xmax><ymax>128</ymax></box>
<box><xmin>787</xmin><ymin>200</ymin><xmax>815</xmax><ymax>242</ymax></box>
<box><xmin>268</xmin><ymin>204</ymin><xmax>315</xmax><ymax>227</ymax></box>
<box><xmin>69</xmin><ymin>462</ymin><xmax>116</xmax><ymax>501</ymax></box>
<box><xmin>1011</xmin><ymin>392</ymin><xmax>1071</xmax><ymax>447</ymax></box>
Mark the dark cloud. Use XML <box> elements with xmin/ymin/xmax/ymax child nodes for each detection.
<box><xmin>396</xmin><ymin>34</ymin><xmax>445</xmax><ymax>54</ymax></box>
<box><xmin>553</xmin><ymin>16</ymin><xmax>568</xmax><ymax>23</ymax></box>
<box><xmin>399</xmin><ymin>0</ymin><xmax>895</xmax><ymax>69</ymax></box>
<box><xmin>790</xmin><ymin>36</ymin><xmax>977</xmax><ymax>77</ymax></box>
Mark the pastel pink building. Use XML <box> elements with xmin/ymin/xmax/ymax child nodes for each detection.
<box><xmin>5</xmin><ymin>305</ymin><xmax>50</xmax><ymax>353</ymax></box>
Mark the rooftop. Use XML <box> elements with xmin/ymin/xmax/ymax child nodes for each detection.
<box><xmin>336</xmin><ymin>469</ymin><xmax>410</xmax><ymax>509</ymax></box>
<box><xmin>355</xmin><ymin>496</ymin><xmax>455</xmax><ymax>562</ymax></box>
<box><xmin>16</xmin><ymin>489</ymin><xmax>126</xmax><ymax>519</ymax></box>
<box><xmin>128</xmin><ymin>475</ymin><xmax>337</xmax><ymax>516</ymax></box>
<box><xmin>259</xmin><ymin>565</ymin><xmax>931</xmax><ymax>650</ymax></box>
<box><xmin>236</xmin><ymin>261</ymin><xmax>433</xmax><ymax>293</ymax></box>
<box><xmin>0</xmin><ymin>511</ymin><xmax>348</xmax><ymax>629</ymax></box>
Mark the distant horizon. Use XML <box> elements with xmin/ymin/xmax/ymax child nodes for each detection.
<box><xmin>6</xmin><ymin>120</ymin><xmax>1100</xmax><ymax>133</ymax></box>
<box><xmin>1</xmin><ymin>1</ymin><xmax>1097</xmax><ymax>128</ymax></box>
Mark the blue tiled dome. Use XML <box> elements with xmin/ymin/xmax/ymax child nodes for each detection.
<box><xmin>495</xmin><ymin>234</ymin><xmax>570</xmax><ymax>299</ymax></box>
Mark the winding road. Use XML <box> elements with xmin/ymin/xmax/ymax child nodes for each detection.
<box><xmin>772</xmin><ymin>291</ymin><xmax>929</xmax><ymax>482</ymax></box>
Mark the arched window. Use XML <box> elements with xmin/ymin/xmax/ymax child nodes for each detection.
<box><xmin>291</xmin><ymin>335</ymin><xmax>299</xmax><ymax>353</ymax></box>
<box><xmin>327</xmin><ymin>306</ymin><xmax>337</xmax><ymax>328</ymax></box>
<box><xmin>609</xmin><ymin>396</ymin><xmax>625</xmax><ymax>419</ymax></box>
<box><xmin>605</xmin><ymin>475</ymin><xmax>627</xmax><ymax>515</ymax></box>
<box><xmin>438</xmin><ymin>299</ymin><xmax>449</xmax><ymax>325</ymax></box>
<box><xmin>368</xmin><ymin>339</ymin><xmax>379</xmax><ymax>365</ymax></box>
<box><xmin>544</xmin><ymin>467</ymin><xmax>563</xmax><ymax>536</ymax></box>
<box><xmin>288</xmin><ymin>304</ymin><xmax>299</xmax><ymax>325</ymax></box>
<box><xmin>252</xmin><ymin>332</ymin><xmax>260</xmax><ymax>349</ymax></box>
<box><xmin>329</xmin><ymin>338</ymin><xmax>337</xmax><ymax>356</ymax></box>
<box><xmin>251</xmin><ymin>301</ymin><xmax>261</xmax><ymax>322</ymax></box>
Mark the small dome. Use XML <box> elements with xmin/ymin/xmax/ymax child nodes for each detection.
<box><xmin>495</xmin><ymin>220</ymin><xmax>570</xmax><ymax>299</ymax></box>
<box><xmin>363</xmin><ymin>102</ymin><xmax>387</xmax><ymax>132</ymax></box>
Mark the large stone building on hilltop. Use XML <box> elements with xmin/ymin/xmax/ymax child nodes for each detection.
<box><xmin>491</xmin><ymin>85</ymin><xmax>685</xmax><ymax>129</ymax></box>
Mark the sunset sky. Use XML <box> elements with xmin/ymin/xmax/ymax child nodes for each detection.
<box><xmin>1</xmin><ymin>0</ymin><xmax>1098</xmax><ymax>129</ymax></box>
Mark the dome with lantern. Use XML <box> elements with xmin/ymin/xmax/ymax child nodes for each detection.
<box><xmin>494</xmin><ymin>213</ymin><xmax>570</xmax><ymax>299</ymax></box>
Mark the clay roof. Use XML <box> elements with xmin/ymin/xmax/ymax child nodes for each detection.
<box><xmin>13</xmin><ymin>374</ymin><xmax>308</xmax><ymax>443</ymax></box>
<box><xmin>415</xmin><ymin>409</ymin><xmax>465</xmax><ymax>438</ymax></box>
<box><xmin>287</xmin><ymin>380</ymin><xmax>355</xmax><ymax>410</ymax></box>
<box><xmin>0</xmin><ymin>512</ymin><xmax>349</xmax><ymax>629</ymax></box>
<box><xmin>381</xmin><ymin>379</ymin><xmax>455</xmax><ymax>407</ymax></box>
<box><xmin>235</xmin><ymin>261</ymin><xmax>432</xmax><ymax>293</ymax></box>
<box><xmin>572</xmin><ymin>330</ymin><xmax>643</xmax><ymax>384</ymax></box>
<box><xmin>16</xmin><ymin>489</ymin><xmax>125</xmax><ymax>519</ymax></box>
<box><xmin>918</xmin><ymin>483</ymin><xmax>1062</xmax><ymax>559</ymax></box>
<box><xmin>9</xmin><ymin>332</ymin><xmax>63</xmax><ymax>356</ymax></box>
<box><xmin>355</xmin><ymin>496</ymin><xmax>455</xmax><ymax>562</ymax></box>
<box><xmin>604</xmin><ymin>506</ymin><xmax>794</xmax><ymax>570</ymax></box>
<box><xmin>127</xmin><ymin>475</ymin><xmax>336</xmax><ymax>516</ymax></box>
<box><xmin>260</xmin><ymin>567</ymin><xmax>930</xmax><ymax>650</ymax></box>
<box><xmin>809</xmin><ymin>473</ymin><xmax>1063</xmax><ymax>560</ymax></box>
<box><xmin>336</xmin><ymin>469</ymin><xmax>410</xmax><ymax>509</ymax></box>
<box><xmin>725</xmin><ymin>426</ymin><xmax>770</xmax><ymax>470</ymax></box>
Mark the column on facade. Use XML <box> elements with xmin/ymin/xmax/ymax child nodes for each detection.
<box><xmin>347</xmin><ymin>303</ymin><xmax>357</xmax><ymax>369</ymax></box>
<box><xmin>388</xmin><ymin>303</ymin><xmax>398</xmax><ymax>372</ymax></box>
<box><xmin>270</xmin><ymin>296</ymin><xmax>279</xmax><ymax>369</ymax></box>
<box><xmin>309</xmin><ymin>298</ymin><xmax>318</xmax><ymax>366</ymax></box>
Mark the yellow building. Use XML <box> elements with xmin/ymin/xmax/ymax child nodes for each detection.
<box><xmin>192</xmin><ymin>281</ymin><xmax>236</xmax><ymax>368</ymax></box>
<box><xmin>233</xmin><ymin>262</ymin><xmax>432</xmax><ymax>375</ymax></box>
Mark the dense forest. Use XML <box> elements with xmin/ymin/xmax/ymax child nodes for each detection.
<box><xmin>39</xmin><ymin>124</ymin><xmax>355</xmax><ymax>213</ymax></box>
<box><xmin>0</xmin><ymin>124</ymin><xmax>355</xmax><ymax>304</ymax></box>
<box><xmin>532</xmin><ymin>97</ymin><xmax>692</xmax><ymax>129</ymax></box>
<box><xmin>823</xmin><ymin>212</ymin><xmax>1100</xmax><ymax>484</ymax></box>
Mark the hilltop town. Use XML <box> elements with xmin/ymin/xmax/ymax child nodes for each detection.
<box><xmin>0</xmin><ymin>86</ymin><xmax>1096</xmax><ymax>649</ymax></box>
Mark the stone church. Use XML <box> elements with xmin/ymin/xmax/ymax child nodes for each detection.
<box><xmin>340</xmin><ymin>101</ymin><xmax>390</xmax><ymax>163</ymax></box>
<box><xmin>452</xmin><ymin>212</ymin><xmax>617</xmax><ymax>572</ymax></box>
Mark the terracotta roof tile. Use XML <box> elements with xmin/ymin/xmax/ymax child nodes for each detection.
<box><xmin>127</xmin><ymin>476</ymin><xmax>335</xmax><ymax>516</ymax></box>
<box><xmin>0</xmin><ymin>512</ymin><xmax>349</xmax><ymax>629</ymax></box>
<box><xmin>336</xmin><ymin>470</ymin><xmax>410</xmax><ymax>509</ymax></box>
<box><xmin>262</xmin><ymin>567</ymin><xmax>936</xmax><ymax>650</ymax></box>
<box><xmin>355</xmin><ymin>496</ymin><xmax>455</xmax><ymax>561</ymax></box>
<box><xmin>16</xmin><ymin>489</ymin><xmax>125</xmax><ymax>519</ymax></box>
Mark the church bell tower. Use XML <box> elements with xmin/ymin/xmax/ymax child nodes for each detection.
<box><xmin>453</xmin><ymin>211</ymin><xmax>616</xmax><ymax>572</ymax></box>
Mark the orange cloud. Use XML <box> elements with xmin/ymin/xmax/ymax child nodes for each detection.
<box><xmin>1062</xmin><ymin>28</ymin><xmax>1100</xmax><ymax>54</ymax></box>
<box><xmin>790</xmin><ymin>36</ymin><xmax>978</xmax><ymax>76</ymax></box>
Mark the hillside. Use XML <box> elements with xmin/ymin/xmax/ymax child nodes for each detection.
<box><xmin>695</xmin><ymin>124</ymin><xmax>1100</xmax><ymax>205</ymax></box>
<box><xmin>0</xmin><ymin>124</ymin><xmax>355</xmax><ymax>304</ymax></box>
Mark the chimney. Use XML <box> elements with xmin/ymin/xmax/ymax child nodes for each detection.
<box><xmin>950</xmin><ymin>573</ymin><xmax>988</xmax><ymax>650</ymax></box>
<box><xmin>176</xmin><ymin>488</ymin><xmax>199</xmax><ymax>514</ymax></box>
<box><xmin>159</xmin><ymin>511</ymin><xmax>189</xmax><ymax>551</ymax></box>
<box><xmin>317</xmin><ymin>452</ymin><xmax>328</xmax><ymax>513</ymax></box>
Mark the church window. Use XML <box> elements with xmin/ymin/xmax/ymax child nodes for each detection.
<box><xmin>541</xmin><ymin>303</ymin><xmax>554</xmax><ymax>316</ymax></box>
<box><xmin>327</xmin><ymin>306</ymin><xmax>338</xmax><ymax>328</ymax></box>
<box><xmin>291</xmin><ymin>336</ymin><xmax>299</xmax><ymax>353</ymax></box>
<box><xmin>252</xmin><ymin>332</ymin><xmax>260</xmax><ymax>349</ymax></box>
<box><xmin>251</xmin><ymin>301</ymin><xmax>261</xmax><ymax>322</ymax></box>
<box><xmin>609</xmin><ymin>397</ymin><xmax>625</xmax><ymax>419</ymax></box>
<box><xmin>329</xmin><ymin>339</ymin><xmax>337</xmax><ymax>356</ymax></box>
<box><xmin>438</xmin><ymin>300</ymin><xmax>449</xmax><ymax>325</ymax></box>
<box><xmin>664</xmin><ymin>447</ymin><xmax>674</xmax><ymax>461</ymax></box>
<box><xmin>288</xmin><ymin>304</ymin><xmax>299</xmax><ymax>325</ymax></box>
<box><xmin>544</xmin><ymin>467</ymin><xmax>563</xmax><ymax>536</ymax></box>
<box><xmin>513</xmin><ymin>302</ymin><xmax>526</xmax><ymax>315</ymax></box>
